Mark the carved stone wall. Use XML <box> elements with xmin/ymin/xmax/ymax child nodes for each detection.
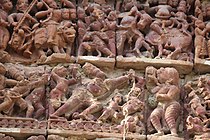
<box><xmin>0</xmin><ymin>0</ymin><xmax>210</xmax><ymax>140</ymax></box>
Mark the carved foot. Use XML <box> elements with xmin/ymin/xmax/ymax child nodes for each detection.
<box><xmin>153</xmin><ymin>131</ymin><xmax>164</xmax><ymax>136</ymax></box>
<box><xmin>167</xmin><ymin>133</ymin><xmax>178</xmax><ymax>137</ymax></box>
<box><xmin>155</xmin><ymin>56</ymin><xmax>161</xmax><ymax>59</ymax></box>
<box><xmin>78</xmin><ymin>113</ymin><xmax>95</xmax><ymax>121</ymax></box>
<box><xmin>23</xmin><ymin>50</ymin><xmax>32</xmax><ymax>58</ymax></box>
<box><xmin>38</xmin><ymin>55</ymin><xmax>47</xmax><ymax>63</ymax></box>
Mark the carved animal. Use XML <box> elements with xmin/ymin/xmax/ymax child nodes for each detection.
<box><xmin>35</xmin><ymin>26</ymin><xmax>76</xmax><ymax>60</ymax></box>
<box><xmin>146</xmin><ymin>26</ymin><xmax>192</xmax><ymax>59</ymax></box>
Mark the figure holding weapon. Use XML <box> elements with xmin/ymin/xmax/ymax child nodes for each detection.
<box><xmin>8</xmin><ymin>0</ymin><xmax>38</xmax><ymax>57</ymax></box>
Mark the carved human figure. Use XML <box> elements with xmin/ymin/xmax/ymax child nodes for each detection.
<box><xmin>0</xmin><ymin>63</ymin><xmax>22</xmax><ymax>90</ymax></box>
<box><xmin>170</xmin><ymin>0</ymin><xmax>191</xmax><ymax>35</ymax></box>
<box><xmin>186</xmin><ymin>115</ymin><xmax>204</xmax><ymax>134</ymax></box>
<box><xmin>0</xmin><ymin>0</ymin><xmax>13</xmax><ymax>51</ymax></box>
<box><xmin>35</xmin><ymin>0</ymin><xmax>61</xmax><ymax>45</ymax></box>
<box><xmin>194</xmin><ymin>19</ymin><xmax>207</xmax><ymax>59</ymax></box>
<box><xmin>147</xmin><ymin>67</ymin><xmax>181</xmax><ymax>136</ymax></box>
<box><xmin>188</xmin><ymin>91</ymin><xmax>207</xmax><ymax>121</ymax></box>
<box><xmin>119</xmin><ymin>112</ymin><xmax>145</xmax><ymax>133</ymax></box>
<box><xmin>50</xmin><ymin>87</ymin><xmax>102</xmax><ymax>121</ymax></box>
<box><xmin>116</xmin><ymin>6</ymin><xmax>153</xmax><ymax>57</ymax></box>
<box><xmin>51</xmin><ymin>72</ymin><xmax>132</xmax><ymax>120</ymax></box>
<box><xmin>103</xmin><ymin>11</ymin><xmax>117</xmax><ymax>56</ymax></box>
<box><xmin>98</xmin><ymin>94</ymin><xmax>123</xmax><ymax>122</ymax></box>
<box><xmin>25</xmin><ymin>74</ymin><xmax>49</xmax><ymax>119</ymax></box>
<box><xmin>49</xmin><ymin>66</ymin><xmax>77</xmax><ymax>114</ymax></box>
<box><xmin>35</xmin><ymin>0</ymin><xmax>75</xmax><ymax>56</ymax></box>
<box><xmin>0</xmin><ymin>90</ymin><xmax>27</xmax><ymax>116</ymax></box>
<box><xmin>82</xmin><ymin>62</ymin><xmax>107</xmax><ymax>80</ymax></box>
<box><xmin>78</xmin><ymin>31</ymin><xmax>115</xmax><ymax>57</ymax></box>
<box><xmin>8</xmin><ymin>0</ymin><xmax>38</xmax><ymax>57</ymax></box>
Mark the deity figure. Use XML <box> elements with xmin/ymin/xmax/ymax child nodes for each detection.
<box><xmin>146</xmin><ymin>66</ymin><xmax>181</xmax><ymax>136</ymax></box>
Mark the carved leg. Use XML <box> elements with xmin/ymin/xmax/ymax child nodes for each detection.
<box><xmin>0</xmin><ymin>28</ymin><xmax>10</xmax><ymax>50</ymax></box>
<box><xmin>26</xmin><ymin>101</ymin><xmax>34</xmax><ymax>118</ymax></box>
<box><xmin>116</xmin><ymin>31</ymin><xmax>126</xmax><ymax>56</ymax></box>
<box><xmin>96</xmin><ymin>49</ymin><xmax>102</xmax><ymax>57</ymax></box>
<box><xmin>34</xmin><ymin>102</ymin><xmax>45</xmax><ymax>119</ymax></box>
<box><xmin>37</xmin><ymin>49</ymin><xmax>47</xmax><ymax>62</ymax></box>
<box><xmin>98</xmin><ymin>109</ymin><xmax>113</xmax><ymax>122</ymax></box>
<box><xmin>79</xmin><ymin>101</ymin><xmax>102</xmax><ymax>120</ymax></box>
<box><xmin>108</xmin><ymin>38</ymin><xmax>116</xmax><ymax>56</ymax></box>
<box><xmin>167</xmin><ymin>47</ymin><xmax>181</xmax><ymax>60</ymax></box>
<box><xmin>156</xmin><ymin>43</ymin><xmax>163</xmax><ymax>59</ymax></box>
<box><xmin>78</xmin><ymin>43</ymin><xmax>87</xmax><ymax>56</ymax></box>
<box><xmin>100</xmin><ymin>47</ymin><xmax>114</xmax><ymax>57</ymax></box>
<box><xmin>59</xmin><ymin>48</ymin><xmax>65</xmax><ymax>53</ymax></box>
<box><xmin>51</xmin><ymin>97</ymin><xmax>82</xmax><ymax>117</ymax></box>
<box><xmin>165</xmin><ymin>102</ymin><xmax>180</xmax><ymax>136</ymax></box>
<box><xmin>16</xmin><ymin>98</ymin><xmax>27</xmax><ymax>110</ymax></box>
<box><xmin>52</xmin><ymin>46</ymin><xmax>60</xmax><ymax>53</ymax></box>
<box><xmin>134</xmin><ymin>37</ymin><xmax>143</xmax><ymax>57</ymax></box>
<box><xmin>150</xmin><ymin>107</ymin><xmax>164</xmax><ymax>135</ymax></box>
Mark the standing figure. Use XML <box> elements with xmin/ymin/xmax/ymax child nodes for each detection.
<box><xmin>194</xmin><ymin>19</ymin><xmax>207</xmax><ymax>59</ymax></box>
<box><xmin>147</xmin><ymin>67</ymin><xmax>181</xmax><ymax>136</ymax></box>
<box><xmin>0</xmin><ymin>0</ymin><xmax>13</xmax><ymax>50</ymax></box>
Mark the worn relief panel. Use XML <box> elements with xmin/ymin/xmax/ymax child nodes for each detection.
<box><xmin>184</xmin><ymin>75</ymin><xmax>210</xmax><ymax>140</ymax></box>
<box><xmin>77</xmin><ymin>0</ymin><xmax>116</xmax><ymax>68</ymax></box>
<box><xmin>194</xmin><ymin>0</ymin><xmax>210</xmax><ymax>73</ymax></box>
<box><xmin>48</xmin><ymin>62</ymin><xmax>146</xmax><ymax>139</ymax></box>
<box><xmin>1</xmin><ymin>0</ymin><xmax>210</xmax><ymax>140</ymax></box>
<box><xmin>116</xmin><ymin>0</ymin><xmax>194</xmax><ymax>74</ymax></box>
<box><xmin>0</xmin><ymin>0</ymin><xmax>77</xmax><ymax>64</ymax></box>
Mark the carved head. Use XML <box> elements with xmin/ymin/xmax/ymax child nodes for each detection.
<box><xmin>107</xmin><ymin>11</ymin><xmax>117</xmax><ymax>21</ymax></box>
<box><xmin>0</xmin><ymin>0</ymin><xmax>13</xmax><ymax>11</ymax></box>
<box><xmin>197</xmin><ymin>76</ymin><xmax>207</xmax><ymax>88</ymax></box>
<box><xmin>137</xmin><ymin>12</ymin><xmax>153</xmax><ymax>31</ymax></box>
<box><xmin>77</xmin><ymin>6</ymin><xmax>86</xmax><ymax>19</ymax></box>
<box><xmin>92</xmin><ymin>7</ymin><xmax>105</xmax><ymax>20</ymax></box>
<box><xmin>177</xmin><ymin>0</ymin><xmax>187</xmax><ymax>13</ymax></box>
<box><xmin>195</xmin><ymin>19</ymin><xmax>205</xmax><ymax>29</ymax></box>
<box><xmin>145</xmin><ymin>66</ymin><xmax>157</xmax><ymax>82</ymax></box>
<box><xmin>157</xmin><ymin>67</ymin><xmax>179</xmax><ymax>85</ymax></box>
<box><xmin>155</xmin><ymin>7</ymin><xmax>171</xmax><ymax>19</ymax></box>
<box><xmin>62</xmin><ymin>8</ymin><xmax>70</xmax><ymax>20</ymax></box>
<box><xmin>168</xmin><ymin>0</ymin><xmax>180</xmax><ymax>8</ymax></box>
<box><xmin>62</xmin><ymin>26</ymin><xmax>76</xmax><ymax>43</ymax></box>
<box><xmin>16</xmin><ymin>0</ymin><xmax>28</xmax><ymax>12</ymax></box>
<box><xmin>113</xmin><ymin>94</ymin><xmax>123</xmax><ymax>105</ymax></box>
<box><xmin>44</xmin><ymin>0</ymin><xmax>58</xmax><ymax>9</ymax></box>
<box><xmin>206</xmin><ymin>22</ymin><xmax>210</xmax><ymax>32</ymax></box>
